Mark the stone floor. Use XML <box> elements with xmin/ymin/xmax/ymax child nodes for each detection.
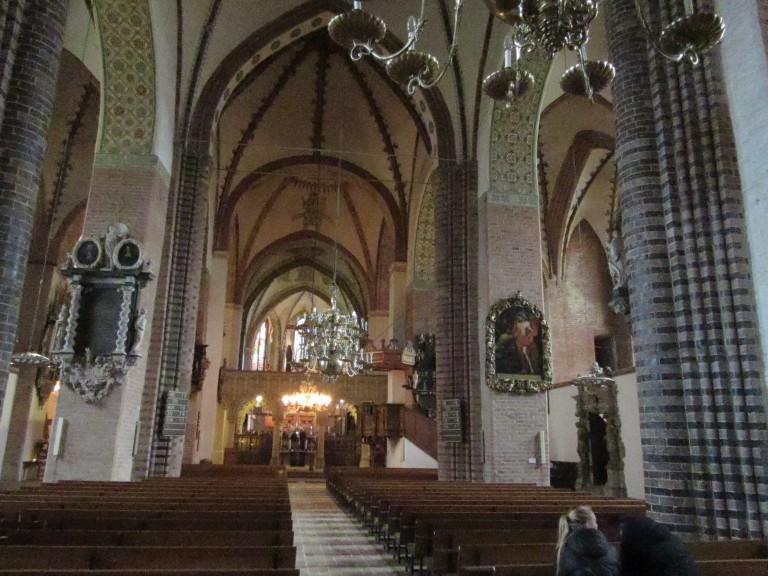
<box><xmin>289</xmin><ymin>481</ymin><xmax>408</xmax><ymax>576</ymax></box>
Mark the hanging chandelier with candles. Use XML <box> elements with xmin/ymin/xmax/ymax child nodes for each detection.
<box><xmin>293</xmin><ymin>284</ymin><xmax>372</xmax><ymax>380</ymax></box>
<box><xmin>291</xmin><ymin>149</ymin><xmax>372</xmax><ymax>381</ymax></box>
<box><xmin>282</xmin><ymin>381</ymin><xmax>333</xmax><ymax>412</ymax></box>
<box><xmin>329</xmin><ymin>1</ymin><xmax>724</xmax><ymax>103</ymax></box>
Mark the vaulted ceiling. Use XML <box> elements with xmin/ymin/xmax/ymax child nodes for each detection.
<box><xmin>209</xmin><ymin>27</ymin><xmax>435</xmax><ymax>331</ymax></box>
<box><xmin>49</xmin><ymin>0</ymin><xmax>620</xmax><ymax>354</ymax></box>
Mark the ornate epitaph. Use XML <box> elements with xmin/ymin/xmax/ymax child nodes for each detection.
<box><xmin>51</xmin><ymin>224</ymin><xmax>154</xmax><ymax>403</ymax></box>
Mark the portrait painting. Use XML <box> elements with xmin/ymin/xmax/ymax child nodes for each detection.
<box><xmin>486</xmin><ymin>293</ymin><xmax>552</xmax><ymax>394</ymax></box>
<box><xmin>114</xmin><ymin>238</ymin><xmax>143</xmax><ymax>269</ymax></box>
<box><xmin>73</xmin><ymin>238</ymin><xmax>102</xmax><ymax>269</ymax></box>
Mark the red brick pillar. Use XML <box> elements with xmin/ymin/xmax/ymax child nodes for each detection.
<box><xmin>0</xmin><ymin>0</ymin><xmax>67</xmax><ymax>417</ymax></box>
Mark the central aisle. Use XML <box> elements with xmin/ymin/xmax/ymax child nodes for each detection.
<box><xmin>289</xmin><ymin>481</ymin><xmax>408</xmax><ymax>576</ymax></box>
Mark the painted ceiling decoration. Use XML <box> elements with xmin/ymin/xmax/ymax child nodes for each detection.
<box><xmin>45</xmin><ymin>1</ymin><xmax>626</xmax><ymax>367</ymax></box>
<box><xmin>96</xmin><ymin>0</ymin><xmax>155</xmax><ymax>155</ymax></box>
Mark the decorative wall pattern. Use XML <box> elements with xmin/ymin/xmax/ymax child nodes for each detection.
<box><xmin>414</xmin><ymin>183</ymin><xmax>435</xmax><ymax>287</ymax></box>
<box><xmin>96</xmin><ymin>0</ymin><xmax>155</xmax><ymax>154</ymax></box>
<box><xmin>488</xmin><ymin>50</ymin><xmax>550</xmax><ymax>206</ymax></box>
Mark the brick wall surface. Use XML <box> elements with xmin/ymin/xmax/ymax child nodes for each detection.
<box><xmin>42</xmin><ymin>158</ymin><xmax>170</xmax><ymax>481</ymax></box>
<box><xmin>606</xmin><ymin>0</ymin><xmax>768</xmax><ymax>537</ymax></box>
<box><xmin>0</xmin><ymin>0</ymin><xmax>67</xmax><ymax>420</ymax></box>
<box><xmin>481</xmin><ymin>201</ymin><xmax>549</xmax><ymax>485</ymax></box>
<box><xmin>546</xmin><ymin>221</ymin><xmax>633</xmax><ymax>383</ymax></box>
<box><xmin>406</xmin><ymin>287</ymin><xmax>436</xmax><ymax>337</ymax></box>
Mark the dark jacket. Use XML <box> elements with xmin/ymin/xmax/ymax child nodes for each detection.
<box><xmin>557</xmin><ymin>527</ymin><xmax>620</xmax><ymax>576</ymax></box>
<box><xmin>619</xmin><ymin>517</ymin><xmax>699</xmax><ymax>576</ymax></box>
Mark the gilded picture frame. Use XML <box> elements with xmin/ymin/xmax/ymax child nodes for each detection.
<box><xmin>486</xmin><ymin>293</ymin><xmax>552</xmax><ymax>394</ymax></box>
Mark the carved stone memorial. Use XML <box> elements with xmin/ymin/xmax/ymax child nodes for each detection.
<box><xmin>51</xmin><ymin>224</ymin><xmax>154</xmax><ymax>403</ymax></box>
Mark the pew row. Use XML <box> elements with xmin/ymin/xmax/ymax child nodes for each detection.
<box><xmin>0</xmin><ymin>529</ymin><xmax>294</xmax><ymax>547</ymax></box>
<box><xmin>0</xmin><ymin>545</ymin><xmax>297</xmax><ymax>570</ymax></box>
<box><xmin>466</xmin><ymin>559</ymin><xmax>768</xmax><ymax>576</ymax></box>
<box><xmin>0</xmin><ymin>571</ymin><xmax>300</xmax><ymax>576</ymax></box>
<box><xmin>453</xmin><ymin>540</ymin><xmax>768</xmax><ymax>576</ymax></box>
<box><xmin>0</xmin><ymin>517</ymin><xmax>293</xmax><ymax>531</ymax></box>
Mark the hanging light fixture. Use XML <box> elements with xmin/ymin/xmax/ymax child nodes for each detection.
<box><xmin>329</xmin><ymin>1</ymin><xmax>724</xmax><ymax>103</ymax></box>
<box><xmin>11</xmin><ymin>246</ymin><xmax>56</xmax><ymax>367</ymax></box>
<box><xmin>329</xmin><ymin>0</ymin><xmax>463</xmax><ymax>95</ymax></box>
<box><xmin>633</xmin><ymin>0</ymin><xmax>724</xmax><ymax>66</ymax></box>
<box><xmin>484</xmin><ymin>1</ymin><xmax>618</xmax><ymax>102</ymax></box>
<box><xmin>282</xmin><ymin>381</ymin><xmax>333</xmax><ymax>412</ymax></box>
<box><xmin>291</xmin><ymin>151</ymin><xmax>372</xmax><ymax>381</ymax></box>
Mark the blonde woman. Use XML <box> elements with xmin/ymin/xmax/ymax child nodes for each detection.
<box><xmin>555</xmin><ymin>505</ymin><xmax>619</xmax><ymax>576</ymax></box>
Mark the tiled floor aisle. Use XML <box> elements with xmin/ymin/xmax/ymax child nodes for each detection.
<box><xmin>290</xmin><ymin>481</ymin><xmax>408</xmax><ymax>576</ymax></box>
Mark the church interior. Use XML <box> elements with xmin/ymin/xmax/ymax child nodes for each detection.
<box><xmin>0</xmin><ymin>1</ymin><xmax>767</xmax><ymax>573</ymax></box>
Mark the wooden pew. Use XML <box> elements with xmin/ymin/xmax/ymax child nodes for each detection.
<box><xmin>431</xmin><ymin>529</ymin><xmax>555</xmax><ymax>575</ymax></box>
<box><xmin>179</xmin><ymin>464</ymin><xmax>285</xmax><ymax>476</ymax></box>
<box><xmin>455</xmin><ymin>542</ymin><xmax>558</xmax><ymax>574</ymax></box>
<box><xmin>457</xmin><ymin>540</ymin><xmax>768</xmax><ymax>576</ymax></box>
<box><xmin>0</xmin><ymin>545</ymin><xmax>296</xmax><ymax>570</ymax></box>
<box><xmin>401</xmin><ymin>506</ymin><xmax>643</xmax><ymax>572</ymax></box>
<box><xmin>0</xmin><ymin>499</ymin><xmax>290</xmax><ymax>513</ymax></box>
<box><xmin>0</xmin><ymin>571</ymin><xmax>301</xmax><ymax>576</ymax></box>
<box><xmin>0</xmin><ymin>467</ymin><xmax>297</xmax><ymax>576</ymax></box>
<box><xmin>371</xmin><ymin>494</ymin><xmax>635</xmax><ymax>539</ymax></box>
<box><xmin>1</xmin><ymin>516</ymin><xmax>293</xmax><ymax>531</ymax></box>
<box><xmin>0</xmin><ymin>529</ymin><xmax>294</xmax><ymax>547</ymax></box>
<box><xmin>5</xmin><ymin>508</ymin><xmax>293</xmax><ymax>524</ymax></box>
<box><xmin>486</xmin><ymin>559</ymin><xmax>768</xmax><ymax>576</ymax></box>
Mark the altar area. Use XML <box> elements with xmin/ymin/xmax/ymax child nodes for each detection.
<box><xmin>217</xmin><ymin>370</ymin><xmax>389</xmax><ymax>469</ymax></box>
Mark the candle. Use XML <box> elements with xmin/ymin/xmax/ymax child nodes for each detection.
<box><xmin>684</xmin><ymin>0</ymin><xmax>694</xmax><ymax>16</ymax></box>
<box><xmin>504</xmin><ymin>34</ymin><xmax>513</xmax><ymax>68</ymax></box>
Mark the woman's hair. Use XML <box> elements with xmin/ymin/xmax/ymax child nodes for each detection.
<box><xmin>556</xmin><ymin>505</ymin><xmax>598</xmax><ymax>571</ymax></box>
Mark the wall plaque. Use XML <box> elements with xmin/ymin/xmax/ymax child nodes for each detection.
<box><xmin>161</xmin><ymin>390</ymin><xmax>189</xmax><ymax>437</ymax></box>
<box><xmin>440</xmin><ymin>398</ymin><xmax>463</xmax><ymax>443</ymax></box>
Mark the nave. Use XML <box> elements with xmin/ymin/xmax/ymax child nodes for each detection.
<box><xmin>1</xmin><ymin>465</ymin><xmax>767</xmax><ymax>575</ymax></box>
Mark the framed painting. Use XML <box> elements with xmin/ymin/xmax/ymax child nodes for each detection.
<box><xmin>486</xmin><ymin>292</ymin><xmax>552</xmax><ymax>394</ymax></box>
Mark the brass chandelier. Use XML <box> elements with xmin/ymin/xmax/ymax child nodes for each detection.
<box><xmin>293</xmin><ymin>284</ymin><xmax>372</xmax><ymax>380</ymax></box>
<box><xmin>329</xmin><ymin>1</ymin><xmax>724</xmax><ymax>103</ymax></box>
<box><xmin>291</xmin><ymin>154</ymin><xmax>372</xmax><ymax>381</ymax></box>
<box><xmin>282</xmin><ymin>381</ymin><xmax>333</xmax><ymax>412</ymax></box>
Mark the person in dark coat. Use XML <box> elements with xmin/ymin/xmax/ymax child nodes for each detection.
<box><xmin>556</xmin><ymin>505</ymin><xmax>620</xmax><ymax>576</ymax></box>
<box><xmin>619</xmin><ymin>516</ymin><xmax>699</xmax><ymax>576</ymax></box>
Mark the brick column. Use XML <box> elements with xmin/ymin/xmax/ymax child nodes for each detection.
<box><xmin>0</xmin><ymin>1</ymin><xmax>23</xmax><ymax>123</ymax></box>
<box><xmin>606</xmin><ymin>0</ymin><xmax>768</xmax><ymax>537</ymax></box>
<box><xmin>481</xmin><ymin>51</ymin><xmax>549</xmax><ymax>484</ymax></box>
<box><xmin>0</xmin><ymin>0</ymin><xmax>66</xmax><ymax>417</ymax></box>
<box><xmin>434</xmin><ymin>162</ymin><xmax>482</xmax><ymax>481</ymax></box>
<box><xmin>149</xmin><ymin>152</ymin><xmax>209</xmax><ymax>477</ymax></box>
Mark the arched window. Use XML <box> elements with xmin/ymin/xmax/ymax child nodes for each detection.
<box><xmin>293</xmin><ymin>316</ymin><xmax>306</xmax><ymax>362</ymax></box>
<box><xmin>251</xmin><ymin>320</ymin><xmax>269</xmax><ymax>371</ymax></box>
